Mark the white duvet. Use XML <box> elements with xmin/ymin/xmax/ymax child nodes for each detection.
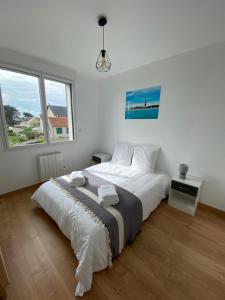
<box><xmin>32</xmin><ymin>162</ymin><xmax>170</xmax><ymax>296</ymax></box>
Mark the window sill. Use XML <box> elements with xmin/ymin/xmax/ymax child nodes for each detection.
<box><xmin>3</xmin><ymin>139</ymin><xmax>77</xmax><ymax>152</ymax></box>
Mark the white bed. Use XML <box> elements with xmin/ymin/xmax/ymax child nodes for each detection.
<box><xmin>32</xmin><ymin>161</ymin><xmax>170</xmax><ymax>296</ymax></box>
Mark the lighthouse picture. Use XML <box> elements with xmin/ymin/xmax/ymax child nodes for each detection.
<box><xmin>125</xmin><ymin>86</ymin><xmax>161</xmax><ymax>119</ymax></box>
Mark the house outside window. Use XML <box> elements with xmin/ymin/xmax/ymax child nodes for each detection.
<box><xmin>44</xmin><ymin>104</ymin><xmax>70</xmax><ymax>141</ymax></box>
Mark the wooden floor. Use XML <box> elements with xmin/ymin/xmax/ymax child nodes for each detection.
<box><xmin>0</xmin><ymin>188</ymin><xmax>225</xmax><ymax>300</ymax></box>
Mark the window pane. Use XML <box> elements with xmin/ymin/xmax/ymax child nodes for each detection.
<box><xmin>0</xmin><ymin>68</ymin><xmax>45</xmax><ymax>147</ymax></box>
<box><xmin>56</xmin><ymin>128</ymin><xmax>62</xmax><ymax>134</ymax></box>
<box><xmin>44</xmin><ymin>79</ymin><xmax>73</xmax><ymax>143</ymax></box>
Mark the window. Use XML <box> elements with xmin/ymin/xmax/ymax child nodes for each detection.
<box><xmin>0</xmin><ymin>65</ymin><xmax>74</xmax><ymax>149</ymax></box>
<box><xmin>56</xmin><ymin>128</ymin><xmax>62</xmax><ymax>134</ymax></box>
<box><xmin>0</xmin><ymin>68</ymin><xmax>45</xmax><ymax>147</ymax></box>
<box><xmin>44</xmin><ymin>78</ymin><xmax>73</xmax><ymax>143</ymax></box>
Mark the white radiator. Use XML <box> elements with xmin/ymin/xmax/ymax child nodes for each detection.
<box><xmin>38</xmin><ymin>152</ymin><xmax>63</xmax><ymax>182</ymax></box>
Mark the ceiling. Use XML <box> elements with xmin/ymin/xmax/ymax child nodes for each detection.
<box><xmin>0</xmin><ymin>0</ymin><xmax>225</xmax><ymax>79</ymax></box>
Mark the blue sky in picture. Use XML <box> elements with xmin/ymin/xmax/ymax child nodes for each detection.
<box><xmin>0</xmin><ymin>69</ymin><xmax>67</xmax><ymax>117</ymax></box>
<box><xmin>126</xmin><ymin>86</ymin><xmax>161</xmax><ymax>108</ymax></box>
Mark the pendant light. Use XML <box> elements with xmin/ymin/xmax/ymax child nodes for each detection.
<box><xmin>96</xmin><ymin>16</ymin><xmax>112</xmax><ymax>72</ymax></box>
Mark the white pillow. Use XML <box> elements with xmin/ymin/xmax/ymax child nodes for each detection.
<box><xmin>111</xmin><ymin>143</ymin><xmax>133</xmax><ymax>166</ymax></box>
<box><xmin>131</xmin><ymin>144</ymin><xmax>160</xmax><ymax>173</ymax></box>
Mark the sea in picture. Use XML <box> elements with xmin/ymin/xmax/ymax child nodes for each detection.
<box><xmin>125</xmin><ymin>85</ymin><xmax>161</xmax><ymax>119</ymax></box>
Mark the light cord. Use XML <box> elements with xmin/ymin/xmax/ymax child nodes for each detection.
<box><xmin>103</xmin><ymin>26</ymin><xmax>105</xmax><ymax>50</ymax></box>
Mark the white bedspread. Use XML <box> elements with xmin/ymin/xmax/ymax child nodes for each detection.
<box><xmin>31</xmin><ymin>162</ymin><xmax>170</xmax><ymax>296</ymax></box>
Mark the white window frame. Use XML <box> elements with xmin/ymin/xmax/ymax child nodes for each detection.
<box><xmin>0</xmin><ymin>62</ymin><xmax>76</xmax><ymax>151</ymax></box>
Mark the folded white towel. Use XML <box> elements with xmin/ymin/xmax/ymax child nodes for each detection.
<box><xmin>69</xmin><ymin>171</ymin><xmax>85</xmax><ymax>187</ymax></box>
<box><xmin>98</xmin><ymin>184</ymin><xmax>119</xmax><ymax>206</ymax></box>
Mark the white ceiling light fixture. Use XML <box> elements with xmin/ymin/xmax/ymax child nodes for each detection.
<box><xmin>96</xmin><ymin>16</ymin><xmax>112</xmax><ymax>72</ymax></box>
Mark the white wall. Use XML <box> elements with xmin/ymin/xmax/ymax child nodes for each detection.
<box><xmin>0</xmin><ymin>48</ymin><xmax>99</xmax><ymax>194</ymax></box>
<box><xmin>98</xmin><ymin>41</ymin><xmax>225</xmax><ymax>212</ymax></box>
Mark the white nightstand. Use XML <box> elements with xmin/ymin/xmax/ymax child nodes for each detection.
<box><xmin>168</xmin><ymin>175</ymin><xmax>203</xmax><ymax>216</ymax></box>
<box><xmin>92</xmin><ymin>153</ymin><xmax>112</xmax><ymax>164</ymax></box>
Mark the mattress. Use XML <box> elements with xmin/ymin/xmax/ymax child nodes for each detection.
<box><xmin>31</xmin><ymin>162</ymin><xmax>170</xmax><ymax>296</ymax></box>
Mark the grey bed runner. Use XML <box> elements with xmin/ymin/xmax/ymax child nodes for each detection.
<box><xmin>52</xmin><ymin>170</ymin><xmax>143</xmax><ymax>259</ymax></box>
